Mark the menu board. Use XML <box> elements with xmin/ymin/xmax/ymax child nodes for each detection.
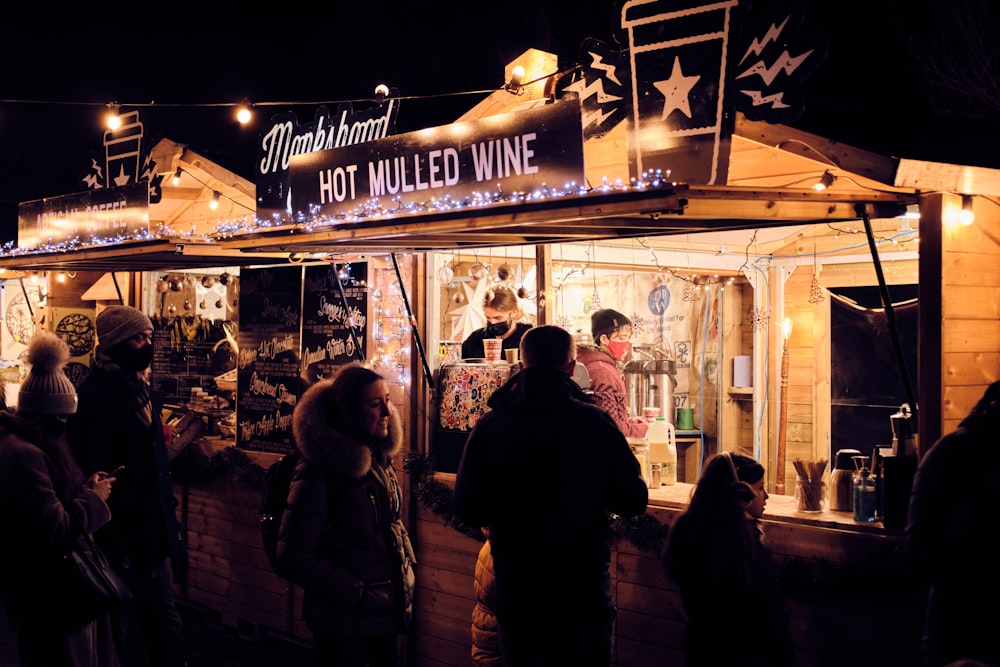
<box><xmin>301</xmin><ymin>263</ymin><xmax>368</xmax><ymax>382</ymax></box>
<box><xmin>236</xmin><ymin>266</ymin><xmax>303</xmax><ymax>454</ymax></box>
<box><xmin>150</xmin><ymin>328</ymin><xmax>216</xmax><ymax>405</ymax></box>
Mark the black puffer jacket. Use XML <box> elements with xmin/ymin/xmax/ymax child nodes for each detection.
<box><xmin>275</xmin><ymin>379</ymin><xmax>416</xmax><ymax>635</ymax></box>
<box><xmin>454</xmin><ymin>366</ymin><xmax>648</xmax><ymax>616</ymax></box>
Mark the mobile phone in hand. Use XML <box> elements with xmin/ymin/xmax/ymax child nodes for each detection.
<box><xmin>100</xmin><ymin>465</ymin><xmax>126</xmax><ymax>480</ymax></box>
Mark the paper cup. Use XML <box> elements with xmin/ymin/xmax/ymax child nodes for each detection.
<box><xmin>642</xmin><ymin>406</ymin><xmax>661</xmax><ymax>421</ymax></box>
<box><xmin>504</xmin><ymin>348</ymin><xmax>519</xmax><ymax>364</ymax></box>
<box><xmin>483</xmin><ymin>338</ymin><xmax>503</xmax><ymax>362</ymax></box>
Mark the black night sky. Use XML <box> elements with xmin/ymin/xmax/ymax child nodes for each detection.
<box><xmin>1</xmin><ymin>0</ymin><xmax>996</xmax><ymax>247</ymax></box>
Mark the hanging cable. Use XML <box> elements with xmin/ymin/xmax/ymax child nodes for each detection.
<box><xmin>111</xmin><ymin>272</ymin><xmax>124</xmax><ymax>304</ymax></box>
<box><xmin>856</xmin><ymin>203</ymin><xmax>918</xmax><ymax>429</ymax></box>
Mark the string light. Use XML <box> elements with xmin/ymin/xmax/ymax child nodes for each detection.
<box><xmin>172</xmin><ymin>167</ymin><xmax>182</xmax><ymax>186</ymax></box>
<box><xmin>106</xmin><ymin>103</ymin><xmax>121</xmax><ymax>130</ymax></box>
<box><xmin>209</xmin><ymin>191</ymin><xmax>221</xmax><ymax>211</ymax></box>
<box><xmin>959</xmin><ymin>194</ymin><xmax>975</xmax><ymax>226</ymax></box>
<box><xmin>235</xmin><ymin>101</ymin><xmax>252</xmax><ymax>125</ymax></box>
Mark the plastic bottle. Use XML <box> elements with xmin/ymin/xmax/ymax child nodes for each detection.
<box><xmin>647</xmin><ymin>418</ymin><xmax>677</xmax><ymax>485</ymax></box>
<box><xmin>852</xmin><ymin>456</ymin><xmax>877</xmax><ymax>522</ymax></box>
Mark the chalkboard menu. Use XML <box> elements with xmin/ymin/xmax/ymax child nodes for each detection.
<box><xmin>150</xmin><ymin>329</ymin><xmax>216</xmax><ymax>405</ymax></box>
<box><xmin>236</xmin><ymin>266</ymin><xmax>303</xmax><ymax>454</ymax></box>
<box><xmin>301</xmin><ymin>263</ymin><xmax>368</xmax><ymax>383</ymax></box>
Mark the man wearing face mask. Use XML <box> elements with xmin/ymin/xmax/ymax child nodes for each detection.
<box><xmin>67</xmin><ymin>305</ymin><xmax>189</xmax><ymax>667</ymax></box>
<box><xmin>461</xmin><ymin>285</ymin><xmax>533</xmax><ymax>360</ymax></box>
<box><xmin>576</xmin><ymin>308</ymin><xmax>649</xmax><ymax>438</ymax></box>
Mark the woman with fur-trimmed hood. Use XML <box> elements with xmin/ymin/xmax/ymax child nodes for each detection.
<box><xmin>276</xmin><ymin>363</ymin><xmax>416</xmax><ymax>667</ymax></box>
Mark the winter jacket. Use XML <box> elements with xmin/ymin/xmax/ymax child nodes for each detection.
<box><xmin>471</xmin><ymin>538</ymin><xmax>502</xmax><ymax>667</ymax></box>
<box><xmin>576</xmin><ymin>345</ymin><xmax>648</xmax><ymax>438</ymax></box>
<box><xmin>67</xmin><ymin>366</ymin><xmax>184</xmax><ymax>574</ymax></box>
<box><xmin>454</xmin><ymin>366</ymin><xmax>648</xmax><ymax>664</ymax></box>
<box><xmin>903</xmin><ymin>410</ymin><xmax>1000</xmax><ymax>667</ymax></box>
<box><xmin>0</xmin><ymin>411</ymin><xmax>118</xmax><ymax>666</ymax></box>
<box><xmin>275</xmin><ymin>380</ymin><xmax>416</xmax><ymax>636</ymax></box>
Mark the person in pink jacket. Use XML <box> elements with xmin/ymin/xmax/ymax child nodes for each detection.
<box><xmin>575</xmin><ymin>309</ymin><xmax>649</xmax><ymax>438</ymax></box>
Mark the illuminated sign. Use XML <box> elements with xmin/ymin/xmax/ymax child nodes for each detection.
<box><xmin>288</xmin><ymin>100</ymin><xmax>584</xmax><ymax>220</ymax></box>
<box><xmin>17</xmin><ymin>182</ymin><xmax>150</xmax><ymax>249</ymax></box>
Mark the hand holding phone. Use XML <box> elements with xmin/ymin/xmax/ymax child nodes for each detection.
<box><xmin>99</xmin><ymin>465</ymin><xmax>126</xmax><ymax>480</ymax></box>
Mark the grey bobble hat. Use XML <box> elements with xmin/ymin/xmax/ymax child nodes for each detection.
<box><xmin>18</xmin><ymin>331</ymin><xmax>78</xmax><ymax>415</ymax></box>
<box><xmin>591</xmin><ymin>308</ymin><xmax>631</xmax><ymax>341</ymax></box>
<box><xmin>97</xmin><ymin>305</ymin><xmax>154</xmax><ymax>349</ymax></box>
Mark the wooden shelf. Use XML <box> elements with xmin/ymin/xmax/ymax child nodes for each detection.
<box><xmin>727</xmin><ymin>386</ymin><xmax>753</xmax><ymax>395</ymax></box>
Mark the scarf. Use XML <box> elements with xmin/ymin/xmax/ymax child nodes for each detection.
<box><xmin>93</xmin><ymin>348</ymin><xmax>153</xmax><ymax>428</ymax></box>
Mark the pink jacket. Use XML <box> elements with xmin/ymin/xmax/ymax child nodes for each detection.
<box><xmin>576</xmin><ymin>345</ymin><xmax>648</xmax><ymax>438</ymax></box>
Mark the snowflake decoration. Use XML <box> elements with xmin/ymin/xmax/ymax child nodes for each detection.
<box><xmin>556</xmin><ymin>314</ymin><xmax>572</xmax><ymax>330</ymax></box>
<box><xmin>630</xmin><ymin>313</ymin><xmax>649</xmax><ymax>336</ymax></box>
<box><xmin>748</xmin><ymin>307</ymin><xmax>767</xmax><ymax>330</ymax></box>
<box><xmin>809</xmin><ymin>274</ymin><xmax>825</xmax><ymax>304</ymax></box>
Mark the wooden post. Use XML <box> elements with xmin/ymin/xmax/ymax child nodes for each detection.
<box><xmin>775</xmin><ymin>318</ymin><xmax>792</xmax><ymax>494</ymax></box>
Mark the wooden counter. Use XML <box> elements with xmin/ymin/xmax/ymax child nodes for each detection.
<box><xmin>413</xmin><ymin>474</ymin><xmax>924</xmax><ymax>667</ymax></box>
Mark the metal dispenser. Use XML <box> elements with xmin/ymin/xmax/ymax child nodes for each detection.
<box><xmin>624</xmin><ymin>346</ymin><xmax>677</xmax><ymax>423</ymax></box>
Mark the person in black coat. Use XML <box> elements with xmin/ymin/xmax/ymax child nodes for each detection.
<box><xmin>454</xmin><ymin>325</ymin><xmax>648</xmax><ymax>667</ymax></box>
<box><xmin>461</xmin><ymin>285</ymin><xmax>532</xmax><ymax>360</ymax></box>
<box><xmin>67</xmin><ymin>306</ymin><xmax>188</xmax><ymax>667</ymax></box>
<box><xmin>903</xmin><ymin>381</ymin><xmax>1000</xmax><ymax>667</ymax></box>
<box><xmin>276</xmin><ymin>363</ymin><xmax>416</xmax><ymax>667</ymax></box>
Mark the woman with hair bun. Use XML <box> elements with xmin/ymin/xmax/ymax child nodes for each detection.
<box><xmin>461</xmin><ymin>285</ymin><xmax>532</xmax><ymax>360</ymax></box>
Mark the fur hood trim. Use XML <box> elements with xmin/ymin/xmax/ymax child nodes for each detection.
<box><xmin>292</xmin><ymin>378</ymin><xmax>404</xmax><ymax>479</ymax></box>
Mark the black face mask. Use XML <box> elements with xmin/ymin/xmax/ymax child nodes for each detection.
<box><xmin>485</xmin><ymin>320</ymin><xmax>510</xmax><ymax>338</ymax></box>
<box><xmin>108</xmin><ymin>343</ymin><xmax>154</xmax><ymax>373</ymax></box>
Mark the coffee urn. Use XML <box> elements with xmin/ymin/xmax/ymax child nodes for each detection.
<box><xmin>624</xmin><ymin>346</ymin><xmax>677</xmax><ymax>423</ymax></box>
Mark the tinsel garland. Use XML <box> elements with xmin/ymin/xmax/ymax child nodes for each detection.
<box><xmin>170</xmin><ymin>448</ymin><xmax>915</xmax><ymax>600</ymax></box>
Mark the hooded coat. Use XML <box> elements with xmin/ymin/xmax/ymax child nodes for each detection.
<box><xmin>275</xmin><ymin>379</ymin><xmax>416</xmax><ymax>636</ymax></box>
<box><xmin>454</xmin><ymin>366</ymin><xmax>648</xmax><ymax>665</ymax></box>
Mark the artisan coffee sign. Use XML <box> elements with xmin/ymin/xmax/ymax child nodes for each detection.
<box><xmin>17</xmin><ymin>182</ymin><xmax>150</xmax><ymax>249</ymax></box>
<box><xmin>288</xmin><ymin>100</ymin><xmax>584</xmax><ymax>220</ymax></box>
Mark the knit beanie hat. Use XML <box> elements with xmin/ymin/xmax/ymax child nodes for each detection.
<box><xmin>591</xmin><ymin>308</ymin><xmax>631</xmax><ymax>341</ymax></box>
<box><xmin>18</xmin><ymin>331</ymin><xmax>78</xmax><ymax>415</ymax></box>
<box><xmin>97</xmin><ymin>305</ymin><xmax>154</xmax><ymax>349</ymax></box>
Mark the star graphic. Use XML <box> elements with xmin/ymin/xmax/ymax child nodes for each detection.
<box><xmin>449</xmin><ymin>278</ymin><xmax>489</xmax><ymax>341</ymax></box>
<box><xmin>653</xmin><ymin>56</ymin><xmax>701</xmax><ymax>120</ymax></box>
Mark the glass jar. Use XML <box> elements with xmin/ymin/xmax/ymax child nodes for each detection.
<box><xmin>795</xmin><ymin>477</ymin><xmax>825</xmax><ymax>512</ymax></box>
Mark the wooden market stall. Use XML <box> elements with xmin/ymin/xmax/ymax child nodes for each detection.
<box><xmin>2</xmin><ymin>34</ymin><xmax>999</xmax><ymax>667</ymax></box>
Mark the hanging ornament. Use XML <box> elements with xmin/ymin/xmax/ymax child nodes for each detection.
<box><xmin>809</xmin><ymin>274</ymin><xmax>825</xmax><ymax>304</ymax></box>
<box><xmin>748</xmin><ymin>307</ymin><xmax>767</xmax><ymax>330</ymax></box>
<box><xmin>517</xmin><ymin>286</ymin><xmax>529</xmax><ymax>299</ymax></box>
<box><xmin>437</xmin><ymin>265</ymin><xmax>455</xmax><ymax>285</ymax></box>
<box><xmin>183</xmin><ymin>300</ymin><xmax>192</xmax><ymax>311</ymax></box>
<box><xmin>169</xmin><ymin>278</ymin><xmax>182</xmax><ymax>292</ymax></box>
<box><xmin>469</xmin><ymin>262</ymin><xmax>488</xmax><ymax>280</ymax></box>
<box><xmin>496</xmin><ymin>263</ymin><xmax>513</xmax><ymax>282</ymax></box>
<box><xmin>452</xmin><ymin>290</ymin><xmax>465</xmax><ymax>305</ymax></box>
<box><xmin>556</xmin><ymin>314</ymin><xmax>572</xmax><ymax>330</ymax></box>
<box><xmin>199</xmin><ymin>300</ymin><xmax>207</xmax><ymax>310</ymax></box>
<box><xmin>591</xmin><ymin>286</ymin><xmax>602</xmax><ymax>310</ymax></box>
<box><xmin>218</xmin><ymin>272</ymin><xmax>230</xmax><ymax>286</ymax></box>
<box><xmin>215</xmin><ymin>299</ymin><xmax>223</xmax><ymax>309</ymax></box>
<box><xmin>156</xmin><ymin>278</ymin><xmax>169</xmax><ymax>293</ymax></box>
<box><xmin>682</xmin><ymin>281</ymin><xmax>699</xmax><ymax>302</ymax></box>
<box><xmin>201</xmin><ymin>275</ymin><xmax>216</xmax><ymax>288</ymax></box>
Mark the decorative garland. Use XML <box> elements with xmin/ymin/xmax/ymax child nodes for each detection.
<box><xmin>171</xmin><ymin>448</ymin><xmax>918</xmax><ymax>601</ymax></box>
